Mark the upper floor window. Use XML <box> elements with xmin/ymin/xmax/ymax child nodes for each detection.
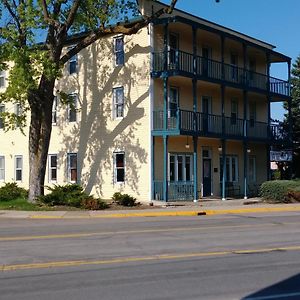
<box><xmin>15</xmin><ymin>155</ymin><xmax>23</xmax><ymax>181</ymax></box>
<box><xmin>67</xmin><ymin>153</ymin><xmax>77</xmax><ymax>183</ymax></box>
<box><xmin>169</xmin><ymin>87</ymin><xmax>179</xmax><ymax>117</ymax></box>
<box><xmin>68</xmin><ymin>48</ymin><xmax>78</xmax><ymax>74</ymax></box>
<box><xmin>0</xmin><ymin>71</ymin><xmax>6</xmax><ymax>88</ymax></box>
<box><xmin>114</xmin><ymin>152</ymin><xmax>125</xmax><ymax>183</ymax></box>
<box><xmin>15</xmin><ymin>103</ymin><xmax>22</xmax><ymax>127</ymax></box>
<box><xmin>114</xmin><ymin>36</ymin><xmax>124</xmax><ymax>66</ymax></box>
<box><xmin>68</xmin><ymin>94</ymin><xmax>77</xmax><ymax>122</ymax></box>
<box><xmin>52</xmin><ymin>96</ymin><xmax>57</xmax><ymax>124</ymax></box>
<box><xmin>48</xmin><ymin>154</ymin><xmax>57</xmax><ymax>182</ymax></box>
<box><xmin>0</xmin><ymin>156</ymin><xmax>5</xmax><ymax>181</ymax></box>
<box><xmin>113</xmin><ymin>87</ymin><xmax>124</xmax><ymax>119</ymax></box>
<box><xmin>0</xmin><ymin>104</ymin><xmax>5</xmax><ymax>129</ymax></box>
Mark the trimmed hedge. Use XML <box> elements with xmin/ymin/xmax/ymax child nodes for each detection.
<box><xmin>0</xmin><ymin>182</ymin><xmax>28</xmax><ymax>201</ymax></box>
<box><xmin>112</xmin><ymin>192</ymin><xmax>137</xmax><ymax>207</ymax></box>
<box><xmin>260</xmin><ymin>180</ymin><xmax>300</xmax><ymax>202</ymax></box>
<box><xmin>39</xmin><ymin>184</ymin><xmax>108</xmax><ymax>210</ymax></box>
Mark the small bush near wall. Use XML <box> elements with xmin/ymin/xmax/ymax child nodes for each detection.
<box><xmin>0</xmin><ymin>183</ymin><xmax>28</xmax><ymax>201</ymax></box>
<box><xmin>39</xmin><ymin>184</ymin><xmax>108</xmax><ymax>210</ymax></box>
<box><xmin>260</xmin><ymin>180</ymin><xmax>300</xmax><ymax>203</ymax></box>
<box><xmin>112</xmin><ymin>192</ymin><xmax>137</xmax><ymax>207</ymax></box>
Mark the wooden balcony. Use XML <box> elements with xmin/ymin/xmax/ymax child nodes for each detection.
<box><xmin>152</xmin><ymin>109</ymin><xmax>287</xmax><ymax>143</ymax></box>
<box><xmin>151</xmin><ymin>50</ymin><xmax>290</xmax><ymax>98</ymax></box>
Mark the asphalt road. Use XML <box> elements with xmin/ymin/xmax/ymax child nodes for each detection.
<box><xmin>1</xmin><ymin>212</ymin><xmax>300</xmax><ymax>300</ymax></box>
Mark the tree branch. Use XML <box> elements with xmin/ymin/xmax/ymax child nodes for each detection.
<box><xmin>60</xmin><ymin>0</ymin><xmax>177</xmax><ymax>64</ymax></box>
<box><xmin>65</xmin><ymin>0</ymin><xmax>82</xmax><ymax>31</ymax></box>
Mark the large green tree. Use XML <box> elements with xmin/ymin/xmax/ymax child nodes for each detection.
<box><xmin>0</xmin><ymin>0</ymin><xmax>179</xmax><ymax>202</ymax></box>
<box><xmin>284</xmin><ymin>55</ymin><xmax>300</xmax><ymax>177</ymax></box>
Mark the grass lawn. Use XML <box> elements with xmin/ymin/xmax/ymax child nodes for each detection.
<box><xmin>0</xmin><ymin>198</ymin><xmax>48</xmax><ymax>211</ymax></box>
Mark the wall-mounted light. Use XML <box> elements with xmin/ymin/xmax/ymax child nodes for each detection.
<box><xmin>185</xmin><ymin>136</ymin><xmax>190</xmax><ymax>149</ymax></box>
<box><xmin>247</xmin><ymin>148</ymin><xmax>251</xmax><ymax>153</ymax></box>
<box><xmin>218</xmin><ymin>146</ymin><xmax>222</xmax><ymax>152</ymax></box>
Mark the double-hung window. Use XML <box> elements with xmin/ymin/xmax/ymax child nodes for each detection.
<box><xmin>68</xmin><ymin>94</ymin><xmax>77</xmax><ymax>122</ymax></box>
<box><xmin>114</xmin><ymin>36</ymin><xmax>124</xmax><ymax>66</ymax></box>
<box><xmin>113</xmin><ymin>87</ymin><xmax>124</xmax><ymax>119</ymax></box>
<box><xmin>0</xmin><ymin>104</ymin><xmax>5</xmax><ymax>129</ymax></box>
<box><xmin>15</xmin><ymin>155</ymin><xmax>23</xmax><ymax>181</ymax></box>
<box><xmin>0</xmin><ymin>71</ymin><xmax>5</xmax><ymax>88</ymax></box>
<box><xmin>67</xmin><ymin>153</ymin><xmax>77</xmax><ymax>183</ymax></box>
<box><xmin>52</xmin><ymin>96</ymin><xmax>57</xmax><ymax>124</ymax></box>
<box><xmin>68</xmin><ymin>49</ymin><xmax>78</xmax><ymax>74</ymax></box>
<box><xmin>219</xmin><ymin>155</ymin><xmax>238</xmax><ymax>182</ymax></box>
<box><xmin>114</xmin><ymin>152</ymin><xmax>125</xmax><ymax>183</ymax></box>
<box><xmin>0</xmin><ymin>156</ymin><xmax>5</xmax><ymax>181</ymax></box>
<box><xmin>48</xmin><ymin>154</ymin><xmax>57</xmax><ymax>182</ymax></box>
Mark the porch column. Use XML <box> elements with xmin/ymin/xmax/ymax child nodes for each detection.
<box><xmin>163</xmin><ymin>23</ymin><xmax>169</xmax><ymax>70</ymax></box>
<box><xmin>193</xmin><ymin>136</ymin><xmax>198</xmax><ymax>201</ymax></box>
<box><xmin>151</xmin><ymin>136</ymin><xmax>155</xmax><ymax>200</ymax></box>
<box><xmin>221</xmin><ymin>139</ymin><xmax>226</xmax><ymax>201</ymax></box>
<box><xmin>243</xmin><ymin>89</ymin><xmax>248</xmax><ymax>199</ymax></box>
<box><xmin>266</xmin><ymin>52</ymin><xmax>271</xmax><ymax>180</ymax></box>
<box><xmin>221</xmin><ymin>35</ymin><xmax>225</xmax><ymax>79</ymax></box>
<box><xmin>192</xmin><ymin>26</ymin><xmax>197</xmax><ymax>76</ymax></box>
<box><xmin>163</xmin><ymin>77</ymin><xmax>169</xmax><ymax>131</ymax></box>
<box><xmin>243</xmin><ymin>142</ymin><xmax>248</xmax><ymax>200</ymax></box>
<box><xmin>287</xmin><ymin>60</ymin><xmax>293</xmax><ymax>145</ymax></box>
<box><xmin>163</xmin><ymin>136</ymin><xmax>169</xmax><ymax>202</ymax></box>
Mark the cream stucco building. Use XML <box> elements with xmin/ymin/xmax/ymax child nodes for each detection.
<box><xmin>0</xmin><ymin>1</ymin><xmax>292</xmax><ymax>202</ymax></box>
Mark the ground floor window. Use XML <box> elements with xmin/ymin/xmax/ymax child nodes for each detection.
<box><xmin>67</xmin><ymin>153</ymin><xmax>77</xmax><ymax>183</ymax></box>
<box><xmin>48</xmin><ymin>154</ymin><xmax>57</xmax><ymax>182</ymax></box>
<box><xmin>169</xmin><ymin>153</ymin><xmax>193</xmax><ymax>182</ymax></box>
<box><xmin>114</xmin><ymin>152</ymin><xmax>125</xmax><ymax>183</ymax></box>
<box><xmin>0</xmin><ymin>156</ymin><xmax>4</xmax><ymax>181</ymax></box>
<box><xmin>248</xmin><ymin>156</ymin><xmax>256</xmax><ymax>182</ymax></box>
<box><xmin>15</xmin><ymin>155</ymin><xmax>23</xmax><ymax>181</ymax></box>
<box><xmin>220</xmin><ymin>155</ymin><xmax>239</xmax><ymax>182</ymax></box>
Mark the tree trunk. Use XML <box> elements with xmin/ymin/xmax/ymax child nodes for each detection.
<box><xmin>28</xmin><ymin>80</ymin><xmax>54</xmax><ymax>203</ymax></box>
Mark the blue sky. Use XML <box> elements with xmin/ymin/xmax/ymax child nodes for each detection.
<box><xmin>163</xmin><ymin>0</ymin><xmax>300</xmax><ymax>120</ymax></box>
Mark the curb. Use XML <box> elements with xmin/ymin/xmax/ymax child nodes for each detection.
<box><xmin>26</xmin><ymin>205</ymin><xmax>300</xmax><ymax>219</ymax></box>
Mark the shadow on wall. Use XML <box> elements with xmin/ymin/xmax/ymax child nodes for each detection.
<box><xmin>58</xmin><ymin>36</ymin><xmax>150</xmax><ymax>197</ymax></box>
<box><xmin>242</xmin><ymin>273</ymin><xmax>300</xmax><ymax>300</ymax></box>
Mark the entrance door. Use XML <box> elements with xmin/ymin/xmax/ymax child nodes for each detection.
<box><xmin>202</xmin><ymin>47</ymin><xmax>211</xmax><ymax>76</ymax></box>
<box><xmin>169</xmin><ymin>33</ymin><xmax>179</xmax><ymax>67</ymax></box>
<box><xmin>203</xmin><ymin>158</ymin><xmax>212</xmax><ymax>196</ymax></box>
<box><xmin>202</xmin><ymin>96</ymin><xmax>212</xmax><ymax>133</ymax></box>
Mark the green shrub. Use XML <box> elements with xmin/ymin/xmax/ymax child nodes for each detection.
<box><xmin>260</xmin><ymin>180</ymin><xmax>300</xmax><ymax>202</ymax></box>
<box><xmin>81</xmin><ymin>197</ymin><xmax>109</xmax><ymax>210</ymax></box>
<box><xmin>112</xmin><ymin>192</ymin><xmax>137</xmax><ymax>207</ymax></box>
<box><xmin>0</xmin><ymin>182</ymin><xmax>28</xmax><ymax>201</ymax></box>
<box><xmin>39</xmin><ymin>184</ymin><xmax>90</xmax><ymax>207</ymax></box>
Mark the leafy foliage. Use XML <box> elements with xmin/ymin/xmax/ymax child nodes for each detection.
<box><xmin>283</xmin><ymin>55</ymin><xmax>300</xmax><ymax>177</ymax></box>
<box><xmin>39</xmin><ymin>184</ymin><xmax>108</xmax><ymax>210</ymax></box>
<box><xmin>0</xmin><ymin>182</ymin><xmax>28</xmax><ymax>201</ymax></box>
<box><xmin>260</xmin><ymin>180</ymin><xmax>300</xmax><ymax>202</ymax></box>
<box><xmin>112</xmin><ymin>192</ymin><xmax>137</xmax><ymax>207</ymax></box>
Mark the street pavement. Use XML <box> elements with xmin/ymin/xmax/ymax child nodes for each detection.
<box><xmin>1</xmin><ymin>210</ymin><xmax>300</xmax><ymax>299</ymax></box>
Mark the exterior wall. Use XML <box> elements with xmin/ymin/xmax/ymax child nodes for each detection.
<box><xmin>0</xmin><ymin>27</ymin><xmax>152</xmax><ymax>202</ymax></box>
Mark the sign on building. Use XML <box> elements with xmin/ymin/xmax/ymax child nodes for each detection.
<box><xmin>270</xmin><ymin>150</ymin><xmax>293</xmax><ymax>162</ymax></box>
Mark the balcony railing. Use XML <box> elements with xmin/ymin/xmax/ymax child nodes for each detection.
<box><xmin>152</xmin><ymin>50</ymin><xmax>290</xmax><ymax>97</ymax></box>
<box><xmin>153</xmin><ymin>180</ymin><xmax>194</xmax><ymax>201</ymax></box>
<box><xmin>153</xmin><ymin>109</ymin><xmax>286</xmax><ymax>142</ymax></box>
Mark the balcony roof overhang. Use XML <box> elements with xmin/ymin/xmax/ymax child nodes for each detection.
<box><xmin>152</xmin><ymin>15</ymin><xmax>290</xmax><ymax>64</ymax></box>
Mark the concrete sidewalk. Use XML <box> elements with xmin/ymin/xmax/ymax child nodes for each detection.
<box><xmin>1</xmin><ymin>198</ymin><xmax>300</xmax><ymax>219</ymax></box>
